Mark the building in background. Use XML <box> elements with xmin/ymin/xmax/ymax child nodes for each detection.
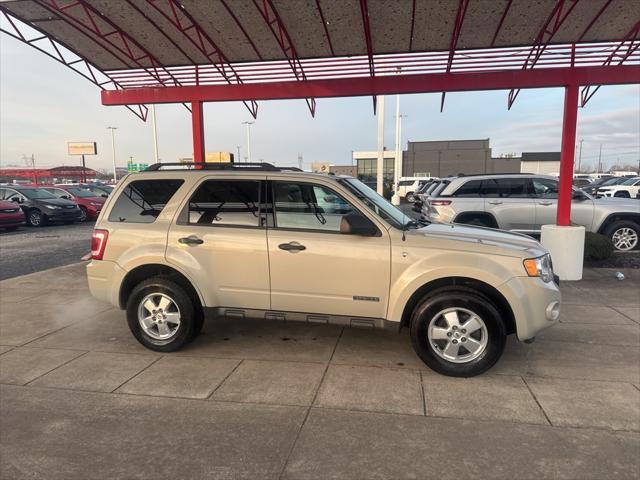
<box><xmin>520</xmin><ymin>152</ymin><xmax>561</xmax><ymax>175</ymax></box>
<box><xmin>352</xmin><ymin>150</ymin><xmax>396</xmax><ymax>184</ymax></box>
<box><xmin>403</xmin><ymin>139</ymin><xmax>520</xmax><ymax>177</ymax></box>
<box><xmin>329</xmin><ymin>165</ymin><xmax>357</xmax><ymax>176</ymax></box>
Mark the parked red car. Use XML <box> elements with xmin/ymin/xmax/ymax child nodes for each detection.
<box><xmin>0</xmin><ymin>199</ymin><xmax>26</xmax><ymax>230</ymax></box>
<box><xmin>42</xmin><ymin>186</ymin><xmax>106</xmax><ymax>222</ymax></box>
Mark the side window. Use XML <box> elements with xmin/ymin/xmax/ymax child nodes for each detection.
<box><xmin>4</xmin><ymin>189</ymin><xmax>22</xmax><ymax>202</ymax></box>
<box><xmin>532</xmin><ymin>179</ymin><xmax>559</xmax><ymax>199</ymax></box>
<box><xmin>188</xmin><ymin>180</ymin><xmax>261</xmax><ymax>227</ymax></box>
<box><xmin>484</xmin><ymin>178</ymin><xmax>532</xmax><ymax>198</ymax></box>
<box><xmin>273</xmin><ymin>182</ymin><xmax>355</xmax><ymax>232</ymax></box>
<box><xmin>452</xmin><ymin>180</ymin><xmax>483</xmax><ymax>197</ymax></box>
<box><xmin>108</xmin><ymin>179</ymin><xmax>183</xmax><ymax>223</ymax></box>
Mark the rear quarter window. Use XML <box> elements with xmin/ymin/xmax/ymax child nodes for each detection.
<box><xmin>108</xmin><ymin>179</ymin><xmax>183</xmax><ymax>223</ymax></box>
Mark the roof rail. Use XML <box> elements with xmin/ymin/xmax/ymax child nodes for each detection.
<box><xmin>144</xmin><ymin>162</ymin><xmax>283</xmax><ymax>172</ymax></box>
<box><xmin>143</xmin><ymin>162</ymin><xmax>305</xmax><ymax>173</ymax></box>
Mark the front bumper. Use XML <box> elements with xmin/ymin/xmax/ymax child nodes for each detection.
<box><xmin>44</xmin><ymin>209</ymin><xmax>82</xmax><ymax>222</ymax></box>
<box><xmin>497</xmin><ymin>276</ymin><xmax>562</xmax><ymax>341</ymax></box>
<box><xmin>0</xmin><ymin>214</ymin><xmax>25</xmax><ymax>227</ymax></box>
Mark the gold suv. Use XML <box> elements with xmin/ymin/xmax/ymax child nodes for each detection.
<box><xmin>87</xmin><ymin>163</ymin><xmax>561</xmax><ymax>377</ymax></box>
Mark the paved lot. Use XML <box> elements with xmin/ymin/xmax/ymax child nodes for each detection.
<box><xmin>0</xmin><ymin>263</ymin><xmax>639</xmax><ymax>479</ymax></box>
<box><xmin>0</xmin><ymin>222</ymin><xmax>92</xmax><ymax>280</ymax></box>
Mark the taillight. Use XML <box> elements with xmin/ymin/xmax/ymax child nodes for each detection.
<box><xmin>430</xmin><ymin>200</ymin><xmax>452</xmax><ymax>206</ymax></box>
<box><xmin>91</xmin><ymin>229</ymin><xmax>109</xmax><ymax>260</ymax></box>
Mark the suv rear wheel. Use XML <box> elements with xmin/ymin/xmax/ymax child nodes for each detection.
<box><xmin>405</xmin><ymin>191</ymin><xmax>416</xmax><ymax>203</ymax></box>
<box><xmin>409</xmin><ymin>288</ymin><xmax>506</xmax><ymax>377</ymax></box>
<box><xmin>605</xmin><ymin>220</ymin><xmax>639</xmax><ymax>251</ymax></box>
<box><xmin>126</xmin><ymin>276</ymin><xmax>197</xmax><ymax>352</ymax></box>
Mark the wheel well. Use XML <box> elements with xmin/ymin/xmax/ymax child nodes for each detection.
<box><xmin>119</xmin><ymin>264</ymin><xmax>201</xmax><ymax>310</ymax></box>
<box><xmin>454</xmin><ymin>212</ymin><xmax>499</xmax><ymax>228</ymax></box>
<box><xmin>399</xmin><ymin>277</ymin><xmax>516</xmax><ymax>335</ymax></box>
<box><xmin>597</xmin><ymin>214</ymin><xmax>640</xmax><ymax>234</ymax></box>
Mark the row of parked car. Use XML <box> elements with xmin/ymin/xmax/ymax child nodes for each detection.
<box><xmin>0</xmin><ymin>183</ymin><xmax>114</xmax><ymax>230</ymax></box>
<box><xmin>411</xmin><ymin>174</ymin><xmax>640</xmax><ymax>252</ymax></box>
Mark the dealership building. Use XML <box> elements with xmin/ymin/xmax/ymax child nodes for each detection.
<box><xmin>351</xmin><ymin>139</ymin><xmax>560</xmax><ymax>180</ymax></box>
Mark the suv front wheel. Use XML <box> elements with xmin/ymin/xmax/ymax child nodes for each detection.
<box><xmin>126</xmin><ymin>276</ymin><xmax>197</xmax><ymax>352</ymax></box>
<box><xmin>410</xmin><ymin>288</ymin><xmax>506</xmax><ymax>377</ymax></box>
<box><xmin>605</xmin><ymin>220</ymin><xmax>639</xmax><ymax>251</ymax></box>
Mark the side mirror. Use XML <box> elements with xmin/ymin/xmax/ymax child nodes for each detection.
<box><xmin>340</xmin><ymin>213</ymin><xmax>378</xmax><ymax>236</ymax></box>
<box><xmin>572</xmin><ymin>190</ymin><xmax>587</xmax><ymax>201</ymax></box>
<box><xmin>10</xmin><ymin>197</ymin><xmax>21</xmax><ymax>204</ymax></box>
<box><xmin>101</xmin><ymin>194</ymin><xmax>108</xmax><ymax>198</ymax></box>
<box><xmin>62</xmin><ymin>195</ymin><xmax>71</xmax><ymax>200</ymax></box>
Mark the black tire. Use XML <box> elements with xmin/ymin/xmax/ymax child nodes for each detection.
<box><xmin>604</xmin><ymin>220</ymin><xmax>640</xmax><ymax>251</ymax></box>
<box><xmin>126</xmin><ymin>276</ymin><xmax>197</xmax><ymax>352</ymax></box>
<box><xmin>409</xmin><ymin>287</ymin><xmax>507</xmax><ymax>377</ymax></box>
<box><xmin>406</xmin><ymin>192</ymin><xmax>416</xmax><ymax>203</ymax></box>
<box><xmin>614</xmin><ymin>191</ymin><xmax>630</xmax><ymax>198</ymax></box>
<box><xmin>78</xmin><ymin>206</ymin><xmax>88</xmax><ymax>222</ymax></box>
<box><xmin>26</xmin><ymin>209</ymin><xmax>45</xmax><ymax>227</ymax></box>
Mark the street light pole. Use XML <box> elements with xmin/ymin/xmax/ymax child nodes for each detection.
<box><xmin>151</xmin><ymin>104</ymin><xmax>159</xmax><ymax>163</ymax></box>
<box><xmin>107</xmin><ymin>126</ymin><xmax>118</xmax><ymax>183</ymax></box>
<box><xmin>391</xmin><ymin>94</ymin><xmax>401</xmax><ymax>205</ymax></box>
<box><xmin>577</xmin><ymin>138</ymin><xmax>583</xmax><ymax>172</ymax></box>
<box><xmin>242</xmin><ymin>121</ymin><xmax>254</xmax><ymax>163</ymax></box>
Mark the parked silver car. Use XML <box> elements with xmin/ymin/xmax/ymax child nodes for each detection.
<box><xmin>421</xmin><ymin>174</ymin><xmax>640</xmax><ymax>251</ymax></box>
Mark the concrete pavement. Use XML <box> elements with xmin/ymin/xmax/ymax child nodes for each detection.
<box><xmin>1</xmin><ymin>263</ymin><xmax>639</xmax><ymax>479</ymax></box>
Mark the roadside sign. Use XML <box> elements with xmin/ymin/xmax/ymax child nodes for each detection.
<box><xmin>68</xmin><ymin>142</ymin><xmax>97</xmax><ymax>156</ymax></box>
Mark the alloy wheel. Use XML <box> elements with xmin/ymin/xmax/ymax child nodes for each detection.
<box><xmin>427</xmin><ymin>307</ymin><xmax>488</xmax><ymax>363</ymax></box>
<box><xmin>137</xmin><ymin>293</ymin><xmax>181</xmax><ymax>340</ymax></box>
<box><xmin>612</xmin><ymin>227</ymin><xmax>638</xmax><ymax>251</ymax></box>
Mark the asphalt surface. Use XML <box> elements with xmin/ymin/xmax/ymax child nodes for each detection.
<box><xmin>0</xmin><ymin>222</ymin><xmax>93</xmax><ymax>280</ymax></box>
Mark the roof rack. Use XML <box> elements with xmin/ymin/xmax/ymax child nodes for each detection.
<box><xmin>144</xmin><ymin>162</ymin><xmax>303</xmax><ymax>172</ymax></box>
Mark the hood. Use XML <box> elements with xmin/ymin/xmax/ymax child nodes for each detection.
<box><xmin>0</xmin><ymin>200</ymin><xmax>20</xmax><ymax>210</ymax></box>
<box><xmin>593</xmin><ymin>197</ymin><xmax>640</xmax><ymax>210</ymax></box>
<box><xmin>36</xmin><ymin>197</ymin><xmax>77</xmax><ymax>207</ymax></box>
<box><xmin>411</xmin><ymin>222</ymin><xmax>545</xmax><ymax>256</ymax></box>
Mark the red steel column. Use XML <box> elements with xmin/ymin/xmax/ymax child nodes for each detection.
<box><xmin>191</xmin><ymin>101</ymin><xmax>205</xmax><ymax>163</ymax></box>
<box><xmin>556</xmin><ymin>84</ymin><xmax>579</xmax><ymax>226</ymax></box>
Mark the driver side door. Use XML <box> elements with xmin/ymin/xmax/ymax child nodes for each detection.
<box><xmin>266</xmin><ymin>179</ymin><xmax>391</xmax><ymax>319</ymax></box>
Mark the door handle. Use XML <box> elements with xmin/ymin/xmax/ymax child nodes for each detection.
<box><xmin>278</xmin><ymin>241</ymin><xmax>306</xmax><ymax>252</ymax></box>
<box><xmin>488</xmin><ymin>200</ymin><xmax>502</xmax><ymax>205</ymax></box>
<box><xmin>178</xmin><ymin>236</ymin><xmax>204</xmax><ymax>245</ymax></box>
<box><xmin>538</xmin><ymin>201</ymin><xmax>554</xmax><ymax>206</ymax></box>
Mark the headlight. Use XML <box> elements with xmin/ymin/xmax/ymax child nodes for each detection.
<box><xmin>44</xmin><ymin>205</ymin><xmax>61</xmax><ymax>210</ymax></box>
<box><xmin>523</xmin><ymin>254</ymin><xmax>553</xmax><ymax>283</ymax></box>
<box><xmin>90</xmin><ymin>202</ymin><xmax>101</xmax><ymax>206</ymax></box>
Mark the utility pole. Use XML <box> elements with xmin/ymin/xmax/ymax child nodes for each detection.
<box><xmin>151</xmin><ymin>105</ymin><xmax>159</xmax><ymax>163</ymax></box>
<box><xmin>242</xmin><ymin>121</ymin><xmax>254</xmax><ymax>163</ymax></box>
<box><xmin>597</xmin><ymin>144</ymin><xmax>603</xmax><ymax>173</ymax></box>
<box><xmin>236</xmin><ymin>146</ymin><xmax>241</xmax><ymax>163</ymax></box>
<box><xmin>107</xmin><ymin>127</ymin><xmax>118</xmax><ymax>183</ymax></box>
<box><xmin>391</xmin><ymin>94</ymin><xmax>401</xmax><ymax>205</ymax></box>
<box><xmin>577</xmin><ymin>138</ymin><xmax>583</xmax><ymax>172</ymax></box>
<box><xmin>297</xmin><ymin>153</ymin><xmax>303</xmax><ymax>170</ymax></box>
<box><xmin>376</xmin><ymin>96</ymin><xmax>385</xmax><ymax>196</ymax></box>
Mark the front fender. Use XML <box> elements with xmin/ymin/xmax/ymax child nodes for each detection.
<box><xmin>386</xmin><ymin>250</ymin><xmax>518</xmax><ymax>323</ymax></box>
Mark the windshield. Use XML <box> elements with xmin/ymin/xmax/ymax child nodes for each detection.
<box><xmin>19</xmin><ymin>188</ymin><xmax>56</xmax><ymax>199</ymax></box>
<box><xmin>67</xmin><ymin>187</ymin><xmax>97</xmax><ymax>198</ymax></box>
<box><xmin>621</xmin><ymin>177</ymin><xmax>639</xmax><ymax>185</ymax></box>
<box><xmin>339</xmin><ymin>178</ymin><xmax>414</xmax><ymax>228</ymax></box>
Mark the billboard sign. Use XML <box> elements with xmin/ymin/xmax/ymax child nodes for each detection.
<box><xmin>68</xmin><ymin>142</ymin><xmax>97</xmax><ymax>156</ymax></box>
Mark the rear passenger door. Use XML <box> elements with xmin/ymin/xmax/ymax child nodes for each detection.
<box><xmin>482</xmin><ymin>178</ymin><xmax>536</xmax><ymax>231</ymax></box>
<box><xmin>166</xmin><ymin>177</ymin><xmax>271</xmax><ymax>310</ymax></box>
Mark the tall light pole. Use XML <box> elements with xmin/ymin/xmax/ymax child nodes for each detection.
<box><xmin>598</xmin><ymin>143</ymin><xmax>603</xmax><ymax>173</ymax></box>
<box><xmin>151</xmin><ymin>104</ymin><xmax>159</xmax><ymax>163</ymax></box>
<box><xmin>577</xmin><ymin>138</ymin><xmax>583</xmax><ymax>172</ymax></box>
<box><xmin>107</xmin><ymin>127</ymin><xmax>118</xmax><ymax>183</ymax></box>
<box><xmin>236</xmin><ymin>145</ymin><xmax>241</xmax><ymax>163</ymax></box>
<box><xmin>376</xmin><ymin>96</ymin><xmax>385</xmax><ymax>196</ymax></box>
<box><xmin>242</xmin><ymin>121</ymin><xmax>254</xmax><ymax>163</ymax></box>
<box><xmin>391</xmin><ymin>93</ymin><xmax>401</xmax><ymax>205</ymax></box>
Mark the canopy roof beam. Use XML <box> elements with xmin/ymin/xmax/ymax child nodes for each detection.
<box><xmin>441</xmin><ymin>0</ymin><xmax>470</xmax><ymax>112</ymax></box>
<box><xmin>508</xmin><ymin>0</ymin><xmax>579</xmax><ymax>109</ymax></box>
<box><xmin>252</xmin><ymin>0</ymin><xmax>316</xmax><ymax>117</ymax></box>
<box><xmin>0</xmin><ymin>7</ymin><xmax>148</xmax><ymax>120</ymax></box>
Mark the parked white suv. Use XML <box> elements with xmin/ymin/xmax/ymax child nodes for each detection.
<box><xmin>596</xmin><ymin>177</ymin><xmax>640</xmax><ymax>199</ymax></box>
<box><xmin>396</xmin><ymin>177</ymin><xmax>435</xmax><ymax>202</ymax></box>
<box><xmin>87</xmin><ymin>163</ymin><xmax>561</xmax><ymax>377</ymax></box>
<box><xmin>421</xmin><ymin>174</ymin><xmax>640</xmax><ymax>251</ymax></box>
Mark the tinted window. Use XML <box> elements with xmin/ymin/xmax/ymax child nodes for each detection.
<box><xmin>18</xmin><ymin>188</ymin><xmax>56</xmax><ymax>199</ymax></box>
<box><xmin>483</xmin><ymin>178</ymin><xmax>531</xmax><ymax>198</ymax></box>
<box><xmin>108</xmin><ymin>179</ymin><xmax>183</xmax><ymax>223</ymax></box>
<box><xmin>399</xmin><ymin>180</ymin><xmax>414</xmax><ymax>186</ymax></box>
<box><xmin>273</xmin><ymin>182</ymin><xmax>355</xmax><ymax>232</ymax></box>
<box><xmin>188</xmin><ymin>180</ymin><xmax>260</xmax><ymax>227</ymax></box>
<box><xmin>532</xmin><ymin>178</ymin><xmax>559</xmax><ymax>199</ymax></box>
<box><xmin>453</xmin><ymin>180</ymin><xmax>482</xmax><ymax>197</ymax></box>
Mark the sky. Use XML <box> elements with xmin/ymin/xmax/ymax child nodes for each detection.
<box><xmin>1</xmin><ymin>32</ymin><xmax>639</xmax><ymax>173</ymax></box>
